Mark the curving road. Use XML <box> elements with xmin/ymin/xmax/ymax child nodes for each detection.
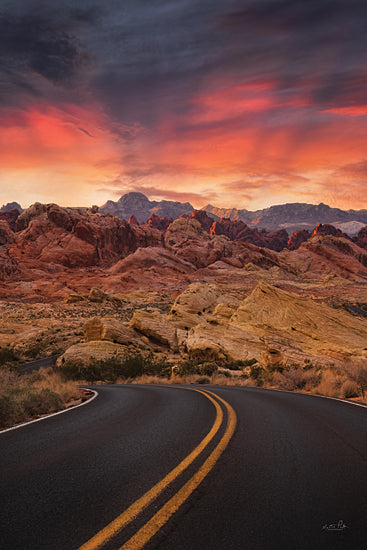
<box><xmin>1</xmin><ymin>385</ymin><xmax>366</xmax><ymax>550</ymax></box>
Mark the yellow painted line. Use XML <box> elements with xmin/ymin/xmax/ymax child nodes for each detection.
<box><xmin>120</xmin><ymin>391</ymin><xmax>237</xmax><ymax>550</ymax></box>
<box><xmin>78</xmin><ymin>389</ymin><xmax>223</xmax><ymax>550</ymax></box>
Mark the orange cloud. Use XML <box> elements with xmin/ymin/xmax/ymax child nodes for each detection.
<box><xmin>321</xmin><ymin>106</ymin><xmax>367</xmax><ymax>117</ymax></box>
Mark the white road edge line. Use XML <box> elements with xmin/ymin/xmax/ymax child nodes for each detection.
<box><xmin>265</xmin><ymin>386</ymin><xmax>367</xmax><ymax>408</ymax></box>
<box><xmin>0</xmin><ymin>389</ymin><xmax>98</xmax><ymax>435</ymax></box>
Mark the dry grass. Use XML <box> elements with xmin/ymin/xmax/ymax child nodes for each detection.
<box><xmin>33</xmin><ymin>367</ymin><xmax>80</xmax><ymax>402</ymax></box>
<box><xmin>340</xmin><ymin>379</ymin><xmax>359</xmax><ymax>398</ymax></box>
<box><xmin>0</xmin><ymin>367</ymin><xmax>80</xmax><ymax>429</ymax></box>
<box><xmin>315</xmin><ymin>370</ymin><xmax>340</xmax><ymax>397</ymax></box>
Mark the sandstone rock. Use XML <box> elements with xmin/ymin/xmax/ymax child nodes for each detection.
<box><xmin>88</xmin><ymin>288</ymin><xmax>107</xmax><ymax>303</ymax></box>
<box><xmin>261</xmin><ymin>348</ymin><xmax>284</xmax><ymax>369</ymax></box>
<box><xmin>85</xmin><ymin>317</ymin><xmax>140</xmax><ymax>346</ymax></box>
<box><xmin>232</xmin><ymin>281</ymin><xmax>367</xmax><ymax>358</ymax></box>
<box><xmin>130</xmin><ymin>310</ymin><xmax>177</xmax><ymax>349</ymax></box>
<box><xmin>184</xmin><ymin>281</ymin><xmax>367</xmax><ymax>365</ymax></box>
<box><xmin>168</xmin><ymin>283</ymin><xmax>222</xmax><ymax>329</ymax></box>
<box><xmin>185</xmin><ymin>322</ymin><xmax>262</xmax><ymax>362</ymax></box>
<box><xmin>58</xmin><ymin>340</ymin><xmax>127</xmax><ymax>366</ymax></box>
<box><xmin>64</xmin><ymin>294</ymin><xmax>84</xmax><ymax>303</ymax></box>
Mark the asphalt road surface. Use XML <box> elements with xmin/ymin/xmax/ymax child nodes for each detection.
<box><xmin>16</xmin><ymin>355</ymin><xmax>61</xmax><ymax>375</ymax></box>
<box><xmin>1</xmin><ymin>385</ymin><xmax>366</xmax><ymax>550</ymax></box>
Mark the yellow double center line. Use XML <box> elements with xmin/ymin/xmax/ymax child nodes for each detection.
<box><xmin>78</xmin><ymin>388</ymin><xmax>236</xmax><ymax>550</ymax></box>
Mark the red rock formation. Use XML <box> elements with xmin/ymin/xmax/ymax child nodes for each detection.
<box><xmin>0</xmin><ymin>252</ymin><xmax>19</xmax><ymax>281</ymax></box>
<box><xmin>287</xmin><ymin>229</ymin><xmax>311</xmax><ymax>250</ymax></box>
<box><xmin>128</xmin><ymin>215</ymin><xmax>139</xmax><ymax>226</ymax></box>
<box><xmin>0</xmin><ymin>209</ymin><xmax>20</xmax><ymax>232</ymax></box>
<box><xmin>353</xmin><ymin>226</ymin><xmax>367</xmax><ymax>250</ymax></box>
<box><xmin>8</xmin><ymin>203</ymin><xmax>164</xmax><ymax>269</ymax></box>
<box><xmin>312</xmin><ymin>223</ymin><xmax>349</xmax><ymax>239</ymax></box>
<box><xmin>147</xmin><ymin>213</ymin><xmax>173</xmax><ymax>231</ymax></box>
<box><xmin>208</xmin><ymin>218</ymin><xmax>288</xmax><ymax>251</ymax></box>
<box><xmin>0</xmin><ymin>221</ymin><xmax>15</xmax><ymax>245</ymax></box>
<box><xmin>191</xmin><ymin>210</ymin><xmax>214</xmax><ymax>232</ymax></box>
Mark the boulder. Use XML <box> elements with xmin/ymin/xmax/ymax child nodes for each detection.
<box><xmin>168</xmin><ymin>283</ymin><xmax>221</xmax><ymax>329</ymax></box>
<box><xmin>58</xmin><ymin>340</ymin><xmax>127</xmax><ymax>366</ymax></box>
<box><xmin>84</xmin><ymin>317</ymin><xmax>140</xmax><ymax>346</ymax></box>
<box><xmin>130</xmin><ymin>310</ymin><xmax>177</xmax><ymax>349</ymax></box>
<box><xmin>88</xmin><ymin>288</ymin><xmax>107</xmax><ymax>303</ymax></box>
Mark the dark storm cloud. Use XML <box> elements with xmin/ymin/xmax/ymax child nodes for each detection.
<box><xmin>216</xmin><ymin>0</ymin><xmax>367</xmax><ymax>106</ymax></box>
<box><xmin>0</xmin><ymin>12</ymin><xmax>91</xmax><ymax>82</ymax></box>
<box><xmin>0</xmin><ymin>2</ymin><xmax>102</xmax><ymax>105</ymax></box>
<box><xmin>2</xmin><ymin>0</ymin><xmax>367</xmax><ymax>134</ymax></box>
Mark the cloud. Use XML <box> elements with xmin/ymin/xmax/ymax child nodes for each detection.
<box><xmin>0</xmin><ymin>13</ymin><xmax>86</xmax><ymax>80</ymax></box>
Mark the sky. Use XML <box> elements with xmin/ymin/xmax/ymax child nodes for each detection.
<box><xmin>1</xmin><ymin>0</ymin><xmax>367</xmax><ymax>211</ymax></box>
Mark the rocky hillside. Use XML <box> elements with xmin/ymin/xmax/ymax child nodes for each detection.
<box><xmin>1</xmin><ymin>201</ymin><xmax>367</xmax><ymax>302</ymax></box>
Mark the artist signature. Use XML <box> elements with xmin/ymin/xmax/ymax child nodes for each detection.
<box><xmin>322</xmin><ymin>520</ymin><xmax>348</xmax><ymax>532</ymax></box>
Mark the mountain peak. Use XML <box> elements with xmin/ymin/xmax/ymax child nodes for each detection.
<box><xmin>100</xmin><ymin>193</ymin><xmax>193</xmax><ymax>223</ymax></box>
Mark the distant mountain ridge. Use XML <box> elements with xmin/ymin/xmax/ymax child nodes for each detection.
<box><xmin>100</xmin><ymin>193</ymin><xmax>367</xmax><ymax>235</ymax></box>
<box><xmin>203</xmin><ymin>202</ymin><xmax>367</xmax><ymax>235</ymax></box>
<box><xmin>0</xmin><ymin>202</ymin><xmax>23</xmax><ymax>213</ymax></box>
<box><xmin>3</xmin><ymin>194</ymin><xmax>367</xmax><ymax>235</ymax></box>
<box><xmin>100</xmin><ymin>192</ymin><xmax>193</xmax><ymax>223</ymax></box>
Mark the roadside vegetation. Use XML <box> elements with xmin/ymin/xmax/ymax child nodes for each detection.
<box><xmin>57</xmin><ymin>352</ymin><xmax>367</xmax><ymax>404</ymax></box>
<box><xmin>2</xmin><ymin>352</ymin><xmax>365</xmax><ymax>430</ymax></box>
<box><xmin>0</xmin><ymin>367</ymin><xmax>81</xmax><ymax>430</ymax></box>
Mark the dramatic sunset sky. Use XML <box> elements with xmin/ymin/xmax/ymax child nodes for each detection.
<box><xmin>1</xmin><ymin>0</ymin><xmax>367</xmax><ymax>210</ymax></box>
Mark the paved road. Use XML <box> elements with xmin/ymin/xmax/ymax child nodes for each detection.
<box><xmin>1</xmin><ymin>385</ymin><xmax>366</xmax><ymax>550</ymax></box>
<box><xmin>16</xmin><ymin>355</ymin><xmax>61</xmax><ymax>375</ymax></box>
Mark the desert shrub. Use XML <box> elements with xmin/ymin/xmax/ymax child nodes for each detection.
<box><xmin>341</xmin><ymin>380</ymin><xmax>359</xmax><ymax>398</ymax></box>
<box><xmin>348</xmin><ymin>363</ymin><xmax>367</xmax><ymax>398</ymax></box>
<box><xmin>224</xmin><ymin>359</ymin><xmax>257</xmax><ymax>370</ymax></box>
<box><xmin>248</xmin><ymin>363</ymin><xmax>265</xmax><ymax>385</ymax></box>
<box><xmin>0</xmin><ymin>368</ymin><xmax>73</xmax><ymax>429</ymax></box>
<box><xmin>200</xmin><ymin>362</ymin><xmax>218</xmax><ymax>376</ymax></box>
<box><xmin>271</xmin><ymin>368</ymin><xmax>312</xmax><ymax>391</ymax></box>
<box><xmin>219</xmin><ymin>370</ymin><xmax>232</xmax><ymax>378</ymax></box>
<box><xmin>60</xmin><ymin>352</ymin><xmax>173</xmax><ymax>382</ymax></box>
<box><xmin>0</xmin><ymin>346</ymin><xmax>19</xmax><ymax>366</ymax></box>
<box><xmin>22</xmin><ymin>388</ymin><xmax>64</xmax><ymax>416</ymax></box>
<box><xmin>316</xmin><ymin>370</ymin><xmax>339</xmax><ymax>397</ymax></box>
<box><xmin>143</xmin><ymin>354</ymin><xmax>173</xmax><ymax>378</ymax></box>
<box><xmin>196</xmin><ymin>376</ymin><xmax>210</xmax><ymax>384</ymax></box>
<box><xmin>24</xmin><ymin>345</ymin><xmax>43</xmax><ymax>359</ymax></box>
<box><xmin>176</xmin><ymin>359</ymin><xmax>201</xmax><ymax>376</ymax></box>
<box><xmin>120</xmin><ymin>352</ymin><xmax>145</xmax><ymax>379</ymax></box>
<box><xmin>0</xmin><ymin>394</ymin><xmax>23</xmax><ymax>428</ymax></box>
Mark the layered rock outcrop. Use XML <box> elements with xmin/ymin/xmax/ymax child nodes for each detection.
<box><xmin>59</xmin><ymin>281</ymin><xmax>367</xmax><ymax>368</ymax></box>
